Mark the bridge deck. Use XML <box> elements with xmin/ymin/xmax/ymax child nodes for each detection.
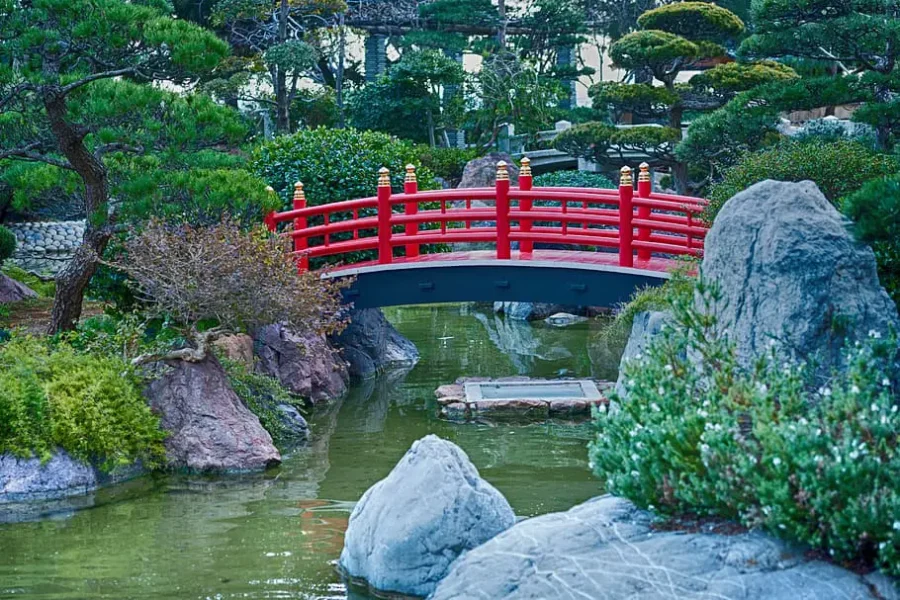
<box><xmin>325</xmin><ymin>250</ymin><xmax>683</xmax><ymax>309</ymax></box>
<box><xmin>327</xmin><ymin>249</ymin><xmax>683</xmax><ymax>276</ymax></box>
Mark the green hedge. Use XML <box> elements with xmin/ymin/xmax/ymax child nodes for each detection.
<box><xmin>591</xmin><ymin>281</ymin><xmax>900</xmax><ymax>576</ymax></box>
<box><xmin>706</xmin><ymin>139</ymin><xmax>898</xmax><ymax>223</ymax></box>
<box><xmin>0</xmin><ymin>336</ymin><xmax>165</xmax><ymax>469</ymax></box>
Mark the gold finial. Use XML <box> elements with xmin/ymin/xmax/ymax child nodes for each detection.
<box><xmin>520</xmin><ymin>157</ymin><xmax>532</xmax><ymax>178</ymax></box>
<box><xmin>405</xmin><ymin>164</ymin><xmax>417</xmax><ymax>184</ymax></box>
<box><xmin>620</xmin><ymin>166</ymin><xmax>633</xmax><ymax>187</ymax></box>
<box><xmin>265</xmin><ymin>185</ymin><xmax>275</xmax><ymax>194</ymax></box>
<box><xmin>293</xmin><ymin>181</ymin><xmax>305</xmax><ymax>201</ymax></box>
<box><xmin>496</xmin><ymin>160</ymin><xmax>509</xmax><ymax>181</ymax></box>
<box><xmin>638</xmin><ymin>163</ymin><xmax>650</xmax><ymax>183</ymax></box>
<box><xmin>378</xmin><ymin>167</ymin><xmax>391</xmax><ymax>187</ymax></box>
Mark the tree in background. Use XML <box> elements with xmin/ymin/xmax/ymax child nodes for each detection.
<box><xmin>0</xmin><ymin>0</ymin><xmax>265</xmax><ymax>332</ymax></box>
<box><xmin>205</xmin><ymin>0</ymin><xmax>347</xmax><ymax>135</ymax></box>
<box><xmin>739</xmin><ymin>0</ymin><xmax>900</xmax><ymax>149</ymax></box>
<box><xmin>556</xmin><ymin>2</ymin><xmax>794</xmax><ymax>192</ymax></box>
<box><xmin>347</xmin><ymin>49</ymin><xmax>464</xmax><ymax>145</ymax></box>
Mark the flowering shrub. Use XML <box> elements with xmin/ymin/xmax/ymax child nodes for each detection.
<box><xmin>590</xmin><ymin>280</ymin><xmax>900</xmax><ymax>575</ymax></box>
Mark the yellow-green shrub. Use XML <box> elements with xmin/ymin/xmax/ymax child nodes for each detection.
<box><xmin>0</xmin><ymin>337</ymin><xmax>165</xmax><ymax>469</ymax></box>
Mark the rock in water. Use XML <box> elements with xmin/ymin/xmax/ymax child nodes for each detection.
<box><xmin>330</xmin><ymin>308</ymin><xmax>419</xmax><ymax>380</ymax></box>
<box><xmin>431</xmin><ymin>495</ymin><xmax>895</xmax><ymax>600</ymax></box>
<box><xmin>339</xmin><ymin>435</ymin><xmax>515</xmax><ymax>597</ymax></box>
<box><xmin>254</xmin><ymin>324</ymin><xmax>348</xmax><ymax>403</ymax></box>
<box><xmin>0</xmin><ymin>451</ymin><xmax>97</xmax><ymax>503</ymax></box>
<box><xmin>146</xmin><ymin>358</ymin><xmax>281</xmax><ymax>472</ymax></box>
<box><xmin>703</xmin><ymin>180</ymin><xmax>899</xmax><ymax>378</ymax></box>
<box><xmin>0</xmin><ymin>273</ymin><xmax>37</xmax><ymax>303</ymax></box>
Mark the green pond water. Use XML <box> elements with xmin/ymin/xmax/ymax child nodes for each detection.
<box><xmin>0</xmin><ymin>303</ymin><xmax>615</xmax><ymax>600</ymax></box>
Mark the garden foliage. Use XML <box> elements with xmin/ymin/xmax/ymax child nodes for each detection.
<box><xmin>705</xmin><ymin>140</ymin><xmax>898</xmax><ymax>223</ymax></box>
<box><xmin>0</xmin><ymin>336</ymin><xmax>165</xmax><ymax>469</ymax></box>
<box><xmin>591</xmin><ymin>280</ymin><xmax>900</xmax><ymax>576</ymax></box>
<box><xmin>0</xmin><ymin>225</ymin><xmax>14</xmax><ymax>263</ymax></box>
<box><xmin>533</xmin><ymin>170</ymin><xmax>615</xmax><ymax>189</ymax></box>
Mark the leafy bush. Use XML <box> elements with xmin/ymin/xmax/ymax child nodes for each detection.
<box><xmin>637</xmin><ymin>2</ymin><xmax>744</xmax><ymax>42</ymax></box>
<box><xmin>794</xmin><ymin>119</ymin><xmax>877</xmax><ymax>147</ymax></box>
<box><xmin>706</xmin><ymin>140</ymin><xmax>898</xmax><ymax>223</ymax></box>
<box><xmin>252</xmin><ymin>128</ymin><xmax>440</xmax><ymax>209</ymax></box>
<box><xmin>591</xmin><ymin>281</ymin><xmax>900</xmax><ymax>576</ymax></box>
<box><xmin>534</xmin><ymin>170</ymin><xmax>615</xmax><ymax>189</ymax></box>
<box><xmin>416</xmin><ymin>146</ymin><xmax>480</xmax><ymax>187</ymax></box>
<box><xmin>842</xmin><ymin>176</ymin><xmax>900</xmax><ymax>307</ymax></box>
<box><xmin>0</xmin><ymin>226</ymin><xmax>15</xmax><ymax>263</ymax></box>
<box><xmin>0</xmin><ymin>336</ymin><xmax>165</xmax><ymax>469</ymax></box>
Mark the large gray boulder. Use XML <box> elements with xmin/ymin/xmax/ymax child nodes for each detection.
<box><xmin>0</xmin><ymin>451</ymin><xmax>97</xmax><ymax>504</ymax></box>
<box><xmin>615</xmin><ymin>310</ymin><xmax>671</xmax><ymax>398</ymax></box>
<box><xmin>0</xmin><ymin>272</ymin><xmax>37</xmax><ymax>303</ymax></box>
<box><xmin>704</xmin><ymin>180</ymin><xmax>899</xmax><ymax>378</ymax></box>
<box><xmin>254</xmin><ymin>324</ymin><xmax>348</xmax><ymax>403</ymax></box>
<box><xmin>145</xmin><ymin>358</ymin><xmax>281</xmax><ymax>472</ymax></box>
<box><xmin>431</xmin><ymin>495</ymin><xmax>897</xmax><ymax>600</ymax></box>
<box><xmin>330</xmin><ymin>308</ymin><xmax>419</xmax><ymax>380</ymax></box>
<box><xmin>339</xmin><ymin>435</ymin><xmax>515</xmax><ymax>597</ymax></box>
<box><xmin>457</xmin><ymin>152</ymin><xmax>519</xmax><ymax>189</ymax></box>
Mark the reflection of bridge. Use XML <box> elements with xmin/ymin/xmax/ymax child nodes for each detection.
<box><xmin>265</xmin><ymin>159</ymin><xmax>708</xmax><ymax>309</ymax></box>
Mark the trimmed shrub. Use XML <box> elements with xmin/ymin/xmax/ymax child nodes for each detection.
<box><xmin>0</xmin><ymin>225</ymin><xmax>15</xmax><ymax>263</ymax></box>
<box><xmin>0</xmin><ymin>336</ymin><xmax>166</xmax><ymax>469</ymax></box>
<box><xmin>706</xmin><ymin>140</ymin><xmax>898</xmax><ymax>223</ymax></box>
<box><xmin>534</xmin><ymin>170</ymin><xmax>615</xmax><ymax>189</ymax></box>
<box><xmin>591</xmin><ymin>280</ymin><xmax>900</xmax><ymax>576</ymax></box>
<box><xmin>252</xmin><ymin>128</ymin><xmax>439</xmax><ymax>209</ymax></box>
<box><xmin>842</xmin><ymin>175</ymin><xmax>900</xmax><ymax>307</ymax></box>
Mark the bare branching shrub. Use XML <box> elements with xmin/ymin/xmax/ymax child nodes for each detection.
<box><xmin>112</xmin><ymin>219</ymin><xmax>348</xmax><ymax>363</ymax></box>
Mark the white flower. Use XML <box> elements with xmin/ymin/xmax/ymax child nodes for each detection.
<box><xmin>850</xmin><ymin>385</ymin><xmax>860</xmax><ymax>394</ymax></box>
<box><xmin>868</xmin><ymin>329</ymin><xmax>882</xmax><ymax>339</ymax></box>
<box><xmin>758</xmin><ymin>383</ymin><xmax>769</xmax><ymax>394</ymax></box>
<box><xmin>894</xmin><ymin>521</ymin><xmax>900</xmax><ymax>531</ymax></box>
<box><xmin>818</xmin><ymin>387</ymin><xmax>832</xmax><ymax>398</ymax></box>
<box><xmin>871</xmin><ymin>403</ymin><xmax>878</xmax><ymax>412</ymax></box>
<box><xmin>883</xmin><ymin>378</ymin><xmax>891</xmax><ymax>387</ymax></box>
<box><xmin>628</xmin><ymin>379</ymin><xmax>636</xmax><ymax>388</ymax></box>
<box><xmin>700</xmin><ymin>444</ymin><xmax>710</xmax><ymax>453</ymax></box>
<box><xmin>772</xmin><ymin>457</ymin><xmax>782</xmax><ymax>466</ymax></box>
<box><xmin>849</xmin><ymin>450</ymin><xmax>859</xmax><ymax>460</ymax></box>
<box><xmin>664</xmin><ymin>364</ymin><xmax>673</xmax><ymax>372</ymax></box>
<box><xmin>631</xmin><ymin>453</ymin><xmax>640</xmax><ymax>462</ymax></box>
<box><xmin>657</xmin><ymin>386</ymin><xmax>665</xmax><ymax>396</ymax></box>
<box><xmin>651</xmin><ymin>403</ymin><xmax>661</xmax><ymax>412</ymax></box>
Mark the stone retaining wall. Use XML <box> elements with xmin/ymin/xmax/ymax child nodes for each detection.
<box><xmin>7</xmin><ymin>220</ymin><xmax>84</xmax><ymax>274</ymax></box>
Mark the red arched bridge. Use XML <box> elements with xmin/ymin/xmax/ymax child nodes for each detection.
<box><xmin>264</xmin><ymin>159</ymin><xmax>708</xmax><ymax>309</ymax></box>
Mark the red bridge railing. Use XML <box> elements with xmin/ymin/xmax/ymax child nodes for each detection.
<box><xmin>264</xmin><ymin>159</ymin><xmax>708</xmax><ymax>272</ymax></box>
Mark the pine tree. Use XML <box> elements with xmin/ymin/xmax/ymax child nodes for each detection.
<box><xmin>0</xmin><ymin>0</ymin><xmax>248</xmax><ymax>332</ymax></box>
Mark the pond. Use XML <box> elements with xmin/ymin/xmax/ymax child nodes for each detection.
<box><xmin>0</xmin><ymin>303</ymin><xmax>615</xmax><ymax>600</ymax></box>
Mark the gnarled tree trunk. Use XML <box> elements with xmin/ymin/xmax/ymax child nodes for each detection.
<box><xmin>44</xmin><ymin>87</ymin><xmax>113</xmax><ymax>333</ymax></box>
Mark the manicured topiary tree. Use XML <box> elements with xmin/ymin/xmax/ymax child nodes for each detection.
<box><xmin>557</xmin><ymin>2</ymin><xmax>796</xmax><ymax>193</ymax></box>
<box><xmin>740</xmin><ymin>0</ymin><xmax>900</xmax><ymax>149</ymax></box>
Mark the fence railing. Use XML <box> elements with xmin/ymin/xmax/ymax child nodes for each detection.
<box><xmin>265</xmin><ymin>158</ymin><xmax>709</xmax><ymax>271</ymax></box>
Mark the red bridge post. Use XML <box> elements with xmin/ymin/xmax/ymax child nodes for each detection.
<box><xmin>293</xmin><ymin>182</ymin><xmax>309</xmax><ymax>272</ymax></box>
<box><xmin>518</xmin><ymin>157</ymin><xmax>533</xmax><ymax>254</ymax></box>
<box><xmin>377</xmin><ymin>167</ymin><xmax>393</xmax><ymax>265</ymax></box>
<box><xmin>264</xmin><ymin>186</ymin><xmax>277</xmax><ymax>232</ymax></box>
<box><xmin>618</xmin><ymin>166</ymin><xmax>634</xmax><ymax>268</ymax></box>
<box><xmin>404</xmin><ymin>164</ymin><xmax>419</xmax><ymax>258</ymax></box>
<box><xmin>636</xmin><ymin>163</ymin><xmax>652</xmax><ymax>262</ymax></box>
<box><xmin>495</xmin><ymin>161</ymin><xmax>511</xmax><ymax>260</ymax></box>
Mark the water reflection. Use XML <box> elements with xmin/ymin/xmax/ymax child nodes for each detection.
<box><xmin>0</xmin><ymin>304</ymin><xmax>613</xmax><ymax>600</ymax></box>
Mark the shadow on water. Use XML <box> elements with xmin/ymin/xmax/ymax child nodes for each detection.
<box><xmin>0</xmin><ymin>303</ymin><xmax>615</xmax><ymax>600</ymax></box>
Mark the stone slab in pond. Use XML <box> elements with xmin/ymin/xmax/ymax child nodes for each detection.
<box><xmin>435</xmin><ymin>377</ymin><xmax>610</xmax><ymax>420</ymax></box>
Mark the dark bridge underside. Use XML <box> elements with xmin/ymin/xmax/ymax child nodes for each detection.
<box><xmin>325</xmin><ymin>251</ymin><xmax>674</xmax><ymax>309</ymax></box>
